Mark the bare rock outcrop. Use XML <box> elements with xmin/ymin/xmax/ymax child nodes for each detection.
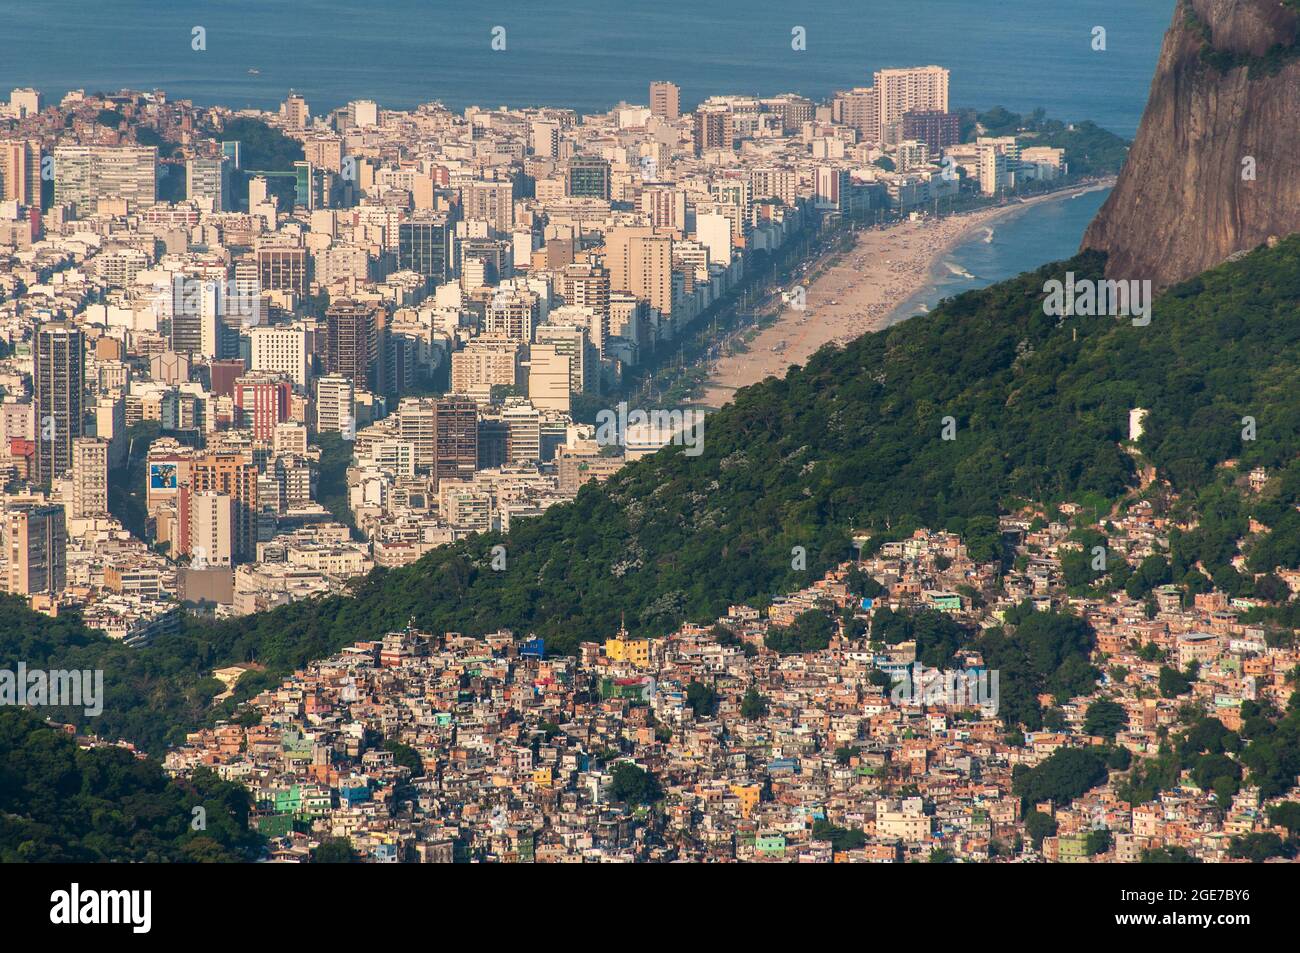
<box><xmin>1082</xmin><ymin>0</ymin><xmax>1300</xmax><ymax>288</ymax></box>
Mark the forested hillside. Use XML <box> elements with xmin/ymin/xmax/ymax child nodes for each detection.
<box><xmin>0</xmin><ymin>708</ymin><xmax>261</xmax><ymax>862</ymax></box>
<box><xmin>10</xmin><ymin>236</ymin><xmax>1300</xmax><ymax>751</ymax></box>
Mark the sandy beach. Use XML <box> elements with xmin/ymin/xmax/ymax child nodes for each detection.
<box><xmin>697</xmin><ymin>180</ymin><xmax>1114</xmax><ymax>408</ymax></box>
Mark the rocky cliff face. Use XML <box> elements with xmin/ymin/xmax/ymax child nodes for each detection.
<box><xmin>1082</xmin><ymin>0</ymin><xmax>1300</xmax><ymax>288</ymax></box>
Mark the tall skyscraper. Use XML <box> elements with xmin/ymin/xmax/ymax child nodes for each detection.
<box><xmin>35</xmin><ymin>323</ymin><xmax>85</xmax><ymax>488</ymax></box>
<box><xmin>4</xmin><ymin>504</ymin><xmax>66</xmax><ymax>596</ymax></box>
<box><xmin>606</xmin><ymin>227</ymin><xmax>673</xmax><ymax>317</ymax></box>
<box><xmin>0</xmin><ymin>140</ymin><xmax>40</xmax><ymax>205</ymax></box>
<box><xmin>434</xmin><ymin>398</ymin><xmax>479</xmax><ymax>486</ymax></box>
<box><xmin>71</xmin><ymin>437</ymin><xmax>109</xmax><ymax>518</ymax></box>
<box><xmin>649</xmin><ymin>81</ymin><xmax>681</xmax><ymax>121</ymax></box>
<box><xmin>874</xmin><ymin>66</ymin><xmax>950</xmax><ymax>132</ymax></box>
<box><xmin>325</xmin><ymin>299</ymin><xmax>380</xmax><ymax>390</ymax></box>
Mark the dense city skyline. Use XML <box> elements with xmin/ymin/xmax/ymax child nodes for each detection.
<box><xmin>0</xmin><ymin>8</ymin><xmax>1293</xmax><ymax>936</ymax></box>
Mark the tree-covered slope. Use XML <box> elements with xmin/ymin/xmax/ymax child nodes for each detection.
<box><xmin>0</xmin><ymin>708</ymin><xmax>261</xmax><ymax>862</ymax></box>
<box><xmin>10</xmin><ymin>236</ymin><xmax>1300</xmax><ymax>751</ymax></box>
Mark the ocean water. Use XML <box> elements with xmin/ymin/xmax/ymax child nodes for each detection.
<box><xmin>2</xmin><ymin>0</ymin><xmax>1166</xmax><ymax>288</ymax></box>
<box><xmin>892</xmin><ymin>186</ymin><xmax>1112</xmax><ymax>321</ymax></box>
<box><xmin>3</xmin><ymin>0</ymin><xmax>1171</xmax><ymax>137</ymax></box>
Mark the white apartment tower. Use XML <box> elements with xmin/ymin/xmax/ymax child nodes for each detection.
<box><xmin>315</xmin><ymin>373</ymin><xmax>355</xmax><ymax>434</ymax></box>
<box><xmin>189</xmin><ymin>491</ymin><xmax>234</xmax><ymax>567</ymax></box>
<box><xmin>874</xmin><ymin>66</ymin><xmax>950</xmax><ymax>131</ymax></box>
<box><xmin>71</xmin><ymin>437</ymin><xmax>109</xmax><ymax>518</ymax></box>
<box><xmin>249</xmin><ymin>325</ymin><xmax>310</xmax><ymax>388</ymax></box>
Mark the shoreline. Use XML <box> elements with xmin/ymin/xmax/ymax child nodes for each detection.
<box><xmin>697</xmin><ymin>178</ymin><xmax>1116</xmax><ymax>409</ymax></box>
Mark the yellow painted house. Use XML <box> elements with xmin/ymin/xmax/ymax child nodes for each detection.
<box><xmin>605</xmin><ymin>637</ymin><xmax>651</xmax><ymax>668</ymax></box>
<box><xmin>731</xmin><ymin>783</ymin><xmax>762</xmax><ymax>818</ymax></box>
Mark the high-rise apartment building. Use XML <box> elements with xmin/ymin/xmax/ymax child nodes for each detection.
<box><xmin>71</xmin><ymin>437</ymin><xmax>109</xmax><ymax>518</ymax></box>
<box><xmin>874</xmin><ymin>66</ymin><xmax>950</xmax><ymax>131</ymax></box>
<box><xmin>249</xmin><ymin>325</ymin><xmax>309</xmax><ymax>388</ymax></box>
<box><xmin>606</xmin><ymin>227</ymin><xmax>674</xmax><ymax>318</ymax></box>
<box><xmin>978</xmin><ymin>142</ymin><xmax>1012</xmax><ymax>196</ymax></box>
<box><xmin>4</xmin><ymin>504</ymin><xmax>66</xmax><ymax>596</ymax></box>
<box><xmin>649</xmin><ymin>81</ymin><xmax>681</xmax><ymax>121</ymax></box>
<box><xmin>186</xmin><ymin>155</ymin><xmax>230</xmax><ymax>211</ymax></box>
<box><xmin>535</xmin><ymin>323</ymin><xmax>597</xmax><ymax>395</ymax></box>
<box><xmin>282</xmin><ymin>93</ymin><xmax>309</xmax><ymax>129</ymax></box>
<box><xmin>398</xmin><ymin>215</ymin><xmax>454</xmax><ymax>283</ymax></box>
<box><xmin>834</xmin><ymin>87</ymin><xmax>880</xmax><ymax>143</ymax></box>
<box><xmin>169</xmin><ymin>274</ymin><xmax>228</xmax><ymax>359</ymax></box>
<box><xmin>560</xmin><ymin>264</ymin><xmax>611</xmax><ymax>355</ymax></box>
<box><xmin>692</xmin><ymin>107</ymin><xmax>734</xmax><ymax>155</ymax></box>
<box><xmin>325</xmin><ymin>299</ymin><xmax>381</xmax><ymax>389</ymax></box>
<box><xmin>189</xmin><ymin>452</ymin><xmax>258</xmax><ymax>562</ymax></box>
<box><xmin>902</xmin><ymin>109</ymin><xmax>961</xmax><ymax>151</ymax></box>
<box><xmin>749</xmin><ymin>168</ymin><xmax>798</xmax><ymax>207</ymax></box>
<box><xmin>9</xmin><ymin>88</ymin><xmax>42</xmax><ymax>119</ymax></box>
<box><xmin>434</xmin><ymin>398</ymin><xmax>478</xmax><ymax>486</ymax></box>
<box><xmin>462</xmin><ymin>179</ymin><xmax>514</xmax><ymax>233</ymax></box>
<box><xmin>527</xmin><ymin>344</ymin><xmax>572</xmax><ymax>414</ymax></box>
<box><xmin>234</xmin><ymin>373</ymin><xmax>292</xmax><ymax>442</ymax></box>
<box><xmin>34</xmin><ymin>323</ymin><xmax>85</xmax><ymax>487</ymax></box>
<box><xmin>640</xmin><ymin>185</ymin><xmax>688</xmax><ymax>231</ymax></box>
<box><xmin>350</xmin><ymin>99</ymin><xmax>379</xmax><ymax>127</ymax></box>
<box><xmin>450</xmin><ymin>338</ymin><xmax>523</xmax><ymax>397</ymax></box>
<box><xmin>566</xmin><ymin>156</ymin><xmax>611</xmax><ymax>200</ymax></box>
<box><xmin>762</xmin><ymin>94</ymin><xmax>815</xmax><ymax>132</ymax></box>
<box><xmin>895</xmin><ymin>140</ymin><xmax>931</xmax><ymax>172</ymax></box>
<box><xmin>0</xmin><ymin>140</ymin><xmax>40</xmax><ymax>205</ymax></box>
<box><xmin>256</xmin><ymin>245</ymin><xmax>309</xmax><ymax>295</ymax></box>
<box><xmin>53</xmin><ymin>145</ymin><xmax>157</xmax><ymax>213</ymax></box>
<box><xmin>530</xmin><ymin>120</ymin><xmax>560</xmax><ymax>158</ymax></box>
<box><xmin>303</xmin><ymin>135</ymin><xmax>344</xmax><ymax>173</ymax></box>
<box><xmin>188</xmin><ymin>491</ymin><xmax>234</xmax><ymax>568</ymax></box>
<box><xmin>396</xmin><ymin>398</ymin><xmax>436</xmax><ymax>472</ymax></box>
<box><xmin>502</xmin><ymin>402</ymin><xmax>542</xmax><ymax>464</ymax></box>
<box><xmin>485</xmin><ymin>290</ymin><xmax>538</xmax><ymax>343</ymax></box>
<box><xmin>315</xmin><ymin>374</ymin><xmax>355</xmax><ymax>435</ymax></box>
